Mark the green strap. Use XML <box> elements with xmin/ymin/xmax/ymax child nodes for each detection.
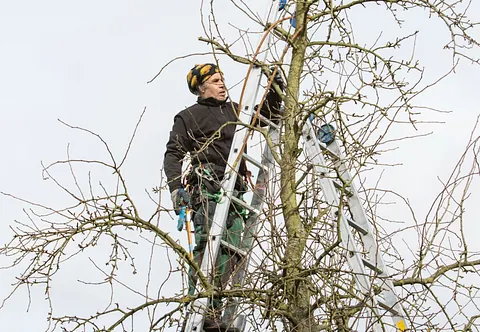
<box><xmin>200</xmin><ymin>188</ymin><xmax>247</xmax><ymax>218</ymax></box>
<box><xmin>201</xmin><ymin>188</ymin><xmax>223</xmax><ymax>203</ymax></box>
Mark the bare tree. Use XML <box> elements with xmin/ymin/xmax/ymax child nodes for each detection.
<box><xmin>2</xmin><ymin>1</ymin><xmax>480</xmax><ymax>331</ymax></box>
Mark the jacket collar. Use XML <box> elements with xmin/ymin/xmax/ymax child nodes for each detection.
<box><xmin>197</xmin><ymin>97</ymin><xmax>228</xmax><ymax>107</ymax></box>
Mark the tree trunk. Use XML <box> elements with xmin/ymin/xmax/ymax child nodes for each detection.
<box><xmin>280</xmin><ymin>3</ymin><xmax>318</xmax><ymax>331</ymax></box>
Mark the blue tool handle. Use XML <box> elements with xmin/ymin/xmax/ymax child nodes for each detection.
<box><xmin>177</xmin><ymin>206</ymin><xmax>186</xmax><ymax>231</ymax></box>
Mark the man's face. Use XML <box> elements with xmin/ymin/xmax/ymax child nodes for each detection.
<box><xmin>199</xmin><ymin>73</ymin><xmax>226</xmax><ymax>101</ymax></box>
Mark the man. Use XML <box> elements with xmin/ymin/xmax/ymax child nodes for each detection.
<box><xmin>164</xmin><ymin>63</ymin><xmax>283</xmax><ymax>332</ymax></box>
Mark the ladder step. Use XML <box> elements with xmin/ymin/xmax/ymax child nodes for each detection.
<box><xmin>362</xmin><ymin>258</ymin><xmax>383</xmax><ymax>274</ymax></box>
<box><xmin>220</xmin><ymin>240</ymin><xmax>248</xmax><ymax>257</ymax></box>
<box><xmin>242</xmin><ymin>153</ymin><xmax>264</xmax><ymax>170</ymax></box>
<box><xmin>347</xmin><ymin>218</ymin><xmax>369</xmax><ymax>236</ymax></box>
<box><xmin>257</xmin><ymin>114</ymin><xmax>281</xmax><ymax>130</ymax></box>
<box><xmin>333</xmin><ymin>180</ymin><xmax>353</xmax><ymax>197</ymax></box>
<box><xmin>318</xmin><ymin>141</ymin><xmax>340</xmax><ymax>160</ymax></box>
<box><xmin>377</xmin><ymin>300</ymin><xmax>401</xmax><ymax>316</ymax></box>
<box><xmin>230</xmin><ymin>196</ymin><xmax>261</xmax><ymax>215</ymax></box>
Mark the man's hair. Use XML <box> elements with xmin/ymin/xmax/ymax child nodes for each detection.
<box><xmin>196</xmin><ymin>82</ymin><xmax>207</xmax><ymax>96</ymax></box>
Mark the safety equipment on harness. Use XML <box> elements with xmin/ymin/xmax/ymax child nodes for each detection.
<box><xmin>194</xmin><ymin>165</ymin><xmax>224</xmax><ymax>201</ymax></box>
<box><xmin>186</xmin><ymin>164</ymin><xmax>248</xmax><ymax>225</ymax></box>
<box><xmin>187</xmin><ymin>163</ymin><xmax>248</xmax><ymax>201</ymax></box>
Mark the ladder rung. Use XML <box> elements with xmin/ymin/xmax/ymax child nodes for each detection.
<box><xmin>230</xmin><ymin>196</ymin><xmax>261</xmax><ymax>215</ymax></box>
<box><xmin>242</xmin><ymin>153</ymin><xmax>264</xmax><ymax>170</ymax></box>
<box><xmin>377</xmin><ymin>300</ymin><xmax>401</xmax><ymax>316</ymax></box>
<box><xmin>362</xmin><ymin>258</ymin><xmax>383</xmax><ymax>274</ymax></box>
<box><xmin>318</xmin><ymin>142</ymin><xmax>340</xmax><ymax>160</ymax></box>
<box><xmin>333</xmin><ymin>180</ymin><xmax>353</xmax><ymax>197</ymax></box>
<box><xmin>220</xmin><ymin>240</ymin><xmax>247</xmax><ymax>257</ymax></box>
<box><xmin>257</xmin><ymin>114</ymin><xmax>280</xmax><ymax>130</ymax></box>
<box><xmin>347</xmin><ymin>218</ymin><xmax>369</xmax><ymax>236</ymax></box>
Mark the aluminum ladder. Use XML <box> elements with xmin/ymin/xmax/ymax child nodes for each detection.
<box><xmin>302</xmin><ymin>120</ymin><xmax>408</xmax><ymax>331</ymax></box>
<box><xmin>183</xmin><ymin>2</ymin><xmax>285</xmax><ymax>331</ymax></box>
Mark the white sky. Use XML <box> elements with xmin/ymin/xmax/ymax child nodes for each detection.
<box><xmin>1</xmin><ymin>1</ymin><xmax>479</xmax><ymax>331</ymax></box>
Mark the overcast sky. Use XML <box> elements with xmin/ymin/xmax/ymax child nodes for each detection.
<box><xmin>1</xmin><ymin>1</ymin><xmax>479</xmax><ymax>331</ymax></box>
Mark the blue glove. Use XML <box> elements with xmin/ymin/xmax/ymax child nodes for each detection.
<box><xmin>171</xmin><ymin>187</ymin><xmax>190</xmax><ymax>215</ymax></box>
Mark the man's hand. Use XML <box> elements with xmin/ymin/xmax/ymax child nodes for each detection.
<box><xmin>253</xmin><ymin>63</ymin><xmax>285</xmax><ymax>91</ymax></box>
<box><xmin>270</xmin><ymin>66</ymin><xmax>285</xmax><ymax>91</ymax></box>
<box><xmin>171</xmin><ymin>188</ymin><xmax>190</xmax><ymax>215</ymax></box>
<box><xmin>263</xmin><ymin>66</ymin><xmax>285</xmax><ymax>91</ymax></box>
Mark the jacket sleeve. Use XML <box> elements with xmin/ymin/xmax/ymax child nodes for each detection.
<box><xmin>164</xmin><ymin>114</ymin><xmax>191</xmax><ymax>193</ymax></box>
<box><xmin>263</xmin><ymin>83</ymin><xmax>283</xmax><ymax>117</ymax></box>
<box><xmin>255</xmin><ymin>83</ymin><xmax>284</xmax><ymax>126</ymax></box>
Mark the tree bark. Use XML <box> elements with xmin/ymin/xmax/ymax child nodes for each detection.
<box><xmin>280</xmin><ymin>3</ymin><xmax>318</xmax><ymax>331</ymax></box>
